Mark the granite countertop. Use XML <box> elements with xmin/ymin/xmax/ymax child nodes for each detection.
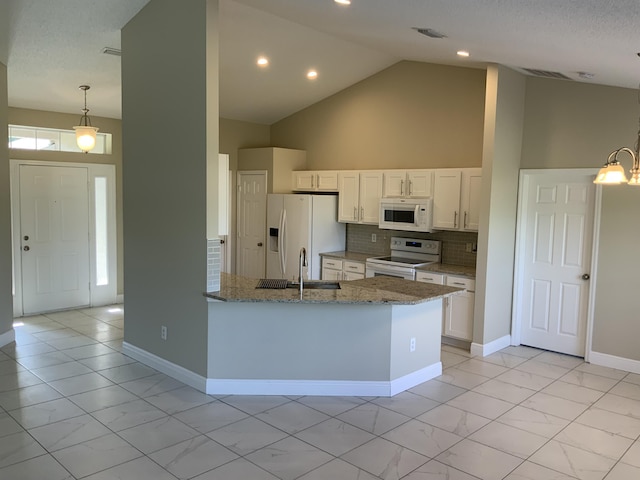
<box><xmin>206</xmin><ymin>273</ymin><xmax>462</xmax><ymax>305</ymax></box>
<box><xmin>319</xmin><ymin>251</ymin><xmax>372</xmax><ymax>263</ymax></box>
<box><xmin>417</xmin><ymin>263</ymin><xmax>476</xmax><ymax>278</ymax></box>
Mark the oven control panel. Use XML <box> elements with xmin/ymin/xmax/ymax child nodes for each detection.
<box><xmin>390</xmin><ymin>237</ymin><xmax>441</xmax><ymax>255</ymax></box>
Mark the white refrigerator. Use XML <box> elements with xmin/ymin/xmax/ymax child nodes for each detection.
<box><xmin>266</xmin><ymin>194</ymin><xmax>345</xmax><ymax>280</ymax></box>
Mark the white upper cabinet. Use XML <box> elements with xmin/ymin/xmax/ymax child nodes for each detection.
<box><xmin>383</xmin><ymin>170</ymin><xmax>433</xmax><ymax>198</ymax></box>
<box><xmin>292</xmin><ymin>171</ymin><xmax>338</xmax><ymax>192</ymax></box>
<box><xmin>338</xmin><ymin>171</ymin><xmax>383</xmax><ymax>224</ymax></box>
<box><xmin>433</xmin><ymin>168</ymin><xmax>482</xmax><ymax>231</ymax></box>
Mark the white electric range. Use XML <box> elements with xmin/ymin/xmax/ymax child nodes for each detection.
<box><xmin>366</xmin><ymin>236</ymin><xmax>441</xmax><ymax>281</ymax></box>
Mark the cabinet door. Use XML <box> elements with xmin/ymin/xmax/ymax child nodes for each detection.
<box><xmin>316</xmin><ymin>172</ymin><xmax>339</xmax><ymax>192</ymax></box>
<box><xmin>433</xmin><ymin>170</ymin><xmax>462</xmax><ymax>229</ymax></box>
<box><xmin>343</xmin><ymin>271</ymin><xmax>365</xmax><ymax>281</ymax></box>
<box><xmin>322</xmin><ymin>267</ymin><xmax>342</xmax><ymax>281</ymax></box>
<box><xmin>461</xmin><ymin>168</ymin><xmax>482</xmax><ymax>231</ymax></box>
<box><xmin>407</xmin><ymin>170</ymin><xmax>434</xmax><ymax>198</ymax></box>
<box><xmin>359</xmin><ymin>172</ymin><xmax>383</xmax><ymax>224</ymax></box>
<box><xmin>338</xmin><ymin>172</ymin><xmax>360</xmax><ymax>223</ymax></box>
<box><xmin>415</xmin><ymin>271</ymin><xmax>445</xmax><ymax>284</ymax></box>
<box><xmin>382</xmin><ymin>171</ymin><xmax>406</xmax><ymax>197</ymax></box>
<box><xmin>293</xmin><ymin>171</ymin><xmax>315</xmax><ymax>191</ymax></box>
<box><xmin>444</xmin><ymin>291</ymin><xmax>474</xmax><ymax>341</ymax></box>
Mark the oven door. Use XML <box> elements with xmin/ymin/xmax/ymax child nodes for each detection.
<box><xmin>365</xmin><ymin>262</ymin><xmax>415</xmax><ymax>280</ymax></box>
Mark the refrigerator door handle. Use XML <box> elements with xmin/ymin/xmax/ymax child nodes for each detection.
<box><xmin>281</xmin><ymin>209</ymin><xmax>287</xmax><ymax>277</ymax></box>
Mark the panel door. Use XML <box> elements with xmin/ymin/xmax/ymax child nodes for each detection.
<box><xmin>236</xmin><ymin>172</ymin><xmax>267</xmax><ymax>278</ymax></box>
<box><xmin>433</xmin><ymin>170</ymin><xmax>462</xmax><ymax>229</ymax></box>
<box><xmin>315</xmin><ymin>172</ymin><xmax>338</xmax><ymax>192</ymax></box>
<box><xmin>359</xmin><ymin>172</ymin><xmax>383</xmax><ymax>224</ymax></box>
<box><xmin>293</xmin><ymin>171</ymin><xmax>314</xmax><ymax>191</ymax></box>
<box><xmin>382</xmin><ymin>171</ymin><xmax>406</xmax><ymax>197</ymax></box>
<box><xmin>518</xmin><ymin>172</ymin><xmax>595</xmax><ymax>356</ymax></box>
<box><xmin>407</xmin><ymin>170</ymin><xmax>434</xmax><ymax>198</ymax></box>
<box><xmin>444</xmin><ymin>291</ymin><xmax>474</xmax><ymax>341</ymax></box>
<box><xmin>461</xmin><ymin>168</ymin><xmax>482</xmax><ymax>231</ymax></box>
<box><xmin>20</xmin><ymin>165</ymin><xmax>90</xmax><ymax>314</ymax></box>
<box><xmin>338</xmin><ymin>172</ymin><xmax>360</xmax><ymax>222</ymax></box>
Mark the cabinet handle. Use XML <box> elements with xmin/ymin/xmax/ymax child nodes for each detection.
<box><xmin>400</xmin><ymin>179</ymin><xmax>404</xmax><ymax>196</ymax></box>
<box><xmin>464</xmin><ymin>211</ymin><xmax>468</xmax><ymax>229</ymax></box>
<box><xmin>360</xmin><ymin>206</ymin><xmax>364</xmax><ymax>221</ymax></box>
<box><xmin>409</xmin><ymin>180</ymin><xmax>413</xmax><ymax>196</ymax></box>
<box><xmin>452</xmin><ymin>282</ymin><xmax>465</xmax><ymax>286</ymax></box>
<box><xmin>311</xmin><ymin>175</ymin><xmax>315</xmax><ymax>188</ymax></box>
<box><xmin>354</xmin><ymin>206</ymin><xmax>357</xmax><ymax>220</ymax></box>
<box><xmin>454</xmin><ymin>211</ymin><xmax>458</xmax><ymax>228</ymax></box>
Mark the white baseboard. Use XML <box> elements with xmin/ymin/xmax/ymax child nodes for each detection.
<box><xmin>122</xmin><ymin>341</ymin><xmax>441</xmax><ymax>397</ymax></box>
<box><xmin>470</xmin><ymin>334</ymin><xmax>512</xmax><ymax>357</ymax></box>
<box><xmin>115</xmin><ymin>294</ymin><xmax>124</xmax><ymax>304</ymax></box>
<box><xmin>0</xmin><ymin>329</ymin><xmax>15</xmax><ymax>349</ymax></box>
<box><xmin>588</xmin><ymin>351</ymin><xmax>640</xmax><ymax>375</ymax></box>
<box><xmin>122</xmin><ymin>342</ymin><xmax>208</xmax><ymax>392</ymax></box>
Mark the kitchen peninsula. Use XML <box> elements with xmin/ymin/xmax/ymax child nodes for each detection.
<box><xmin>205</xmin><ymin>273</ymin><xmax>461</xmax><ymax>397</ymax></box>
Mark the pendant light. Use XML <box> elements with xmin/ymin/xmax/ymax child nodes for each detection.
<box><xmin>594</xmin><ymin>59</ymin><xmax>640</xmax><ymax>185</ymax></box>
<box><xmin>73</xmin><ymin>85</ymin><xmax>99</xmax><ymax>153</ymax></box>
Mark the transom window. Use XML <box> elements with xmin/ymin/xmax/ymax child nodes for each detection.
<box><xmin>8</xmin><ymin>124</ymin><xmax>112</xmax><ymax>155</ymax></box>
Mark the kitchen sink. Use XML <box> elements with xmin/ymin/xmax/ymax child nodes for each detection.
<box><xmin>287</xmin><ymin>281</ymin><xmax>341</xmax><ymax>290</ymax></box>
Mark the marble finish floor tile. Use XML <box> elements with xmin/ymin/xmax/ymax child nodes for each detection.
<box><xmin>207</xmin><ymin>416</ymin><xmax>289</xmax><ymax>455</ymax></box>
<box><xmin>9</xmin><ymin>397</ymin><xmax>85</xmax><ymax>429</ymax></box>
<box><xmin>336</xmin><ymin>402</ymin><xmax>411</xmax><ymax>435</ymax></box>
<box><xmin>340</xmin><ymin>437</ymin><xmax>429</xmax><ymax>480</ymax></box>
<box><xmin>149</xmin><ymin>435</ymin><xmax>238</xmax><ymax>479</ymax></box>
<box><xmin>418</xmin><ymin>403</ymin><xmax>490</xmax><ymax>436</ymax></box>
<box><xmin>52</xmin><ymin>432</ymin><xmax>142</xmax><ymax>478</ymax></box>
<box><xmin>4</xmin><ymin>306</ymin><xmax>640</xmax><ymax>480</ymax></box>
<box><xmin>436</xmin><ymin>438</ymin><xmax>523</xmax><ymax>480</ymax></box>
<box><xmin>246</xmin><ymin>436</ymin><xmax>333</xmax><ymax>480</ymax></box>
<box><xmin>528</xmin><ymin>440</ymin><xmax>615</xmax><ymax>480</ymax></box>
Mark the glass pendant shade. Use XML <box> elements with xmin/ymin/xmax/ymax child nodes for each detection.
<box><xmin>74</xmin><ymin>125</ymin><xmax>99</xmax><ymax>153</ymax></box>
<box><xmin>628</xmin><ymin>170</ymin><xmax>640</xmax><ymax>185</ymax></box>
<box><xmin>593</xmin><ymin>162</ymin><xmax>628</xmax><ymax>184</ymax></box>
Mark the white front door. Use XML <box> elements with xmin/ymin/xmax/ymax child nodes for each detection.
<box><xmin>516</xmin><ymin>170</ymin><xmax>596</xmax><ymax>356</ymax></box>
<box><xmin>19</xmin><ymin>165</ymin><xmax>90</xmax><ymax>314</ymax></box>
<box><xmin>236</xmin><ymin>171</ymin><xmax>267</xmax><ymax>278</ymax></box>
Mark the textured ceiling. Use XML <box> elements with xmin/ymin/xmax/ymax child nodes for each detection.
<box><xmin>5</xmin><ymin>0</ymin><xmax>640</xmax><ymax>124</ymax></box>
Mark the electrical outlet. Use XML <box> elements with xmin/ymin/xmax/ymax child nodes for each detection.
<box><xmin>371</xmin><ymin>233</ymin><xmax>377</xmax><ymax>243</ymax></box>
<box><xmin>161</xmin><ymin>326</ymin><xmax>167</xmax><ymax>340</ymax></box>
<box><xmin>410</xmin><ymin>337</ymin><xmax>416</xmax><ymax>352</ymax></box>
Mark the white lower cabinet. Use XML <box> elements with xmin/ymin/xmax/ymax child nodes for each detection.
<box><xmin>321</xmin><ymin>257</ymin><xmax>365</xmax><ymax>281</ymax></box>
<box><xmin>416</xmin><ymin>272</ymin><xmax>475</xmax><ymax>341</ymax></box>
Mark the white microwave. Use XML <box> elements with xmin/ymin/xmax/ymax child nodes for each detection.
<box><xmin>379</xmin><ymin>198</ymin><xmax>433</xmax><ymax>232</ymax></box>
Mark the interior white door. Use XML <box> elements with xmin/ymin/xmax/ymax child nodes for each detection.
<box><xmin>517</xmin><ymin>171</ymin><xmax>596</xmax><ymax>356</ymax></box>
<box><xmin>20</xmin><ymin>165</ymin><xmax>90</xmax><ymax>314</ymax></box>
<box><xmin>236</xmin><ymin>171</ymin><xmax>267</xmax><ymax>278</ymax></box>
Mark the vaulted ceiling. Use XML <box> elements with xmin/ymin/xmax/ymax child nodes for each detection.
<box><xmin>4</xmin><ymin>0</ymin><xmax>640</xmax><ymax>125</ymax></box>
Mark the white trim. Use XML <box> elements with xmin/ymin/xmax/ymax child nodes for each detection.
<box><xmin>10</xmin><ymin>159</ymin><xmax>117</xmax><ymax>316</ymax></box>
<box><xmin>470</xmin><ymin>334</ymin><xmax>511</xmax><ymax>357</ymax></box>
<box><xmin>0</xmin><ymin>329</ymin><xmax>15</xmax><ymax>348</ymax></box>
<box><xmin>511</xmin><ymin>169</ymin><xmax>600</xmax><ymax>357</ymax></box>
<box><xmin>122</xmin><ymin>342</ymin><xmax>208</xmax><ymax>392</ymax></box>
<box><xmin>589</xmin><ymin>351</ymin><xmax>640</xmax><ymax>375</ymax></box>
<box><xmin>122</xmin><ymin>341</ymin><xmax>441</xmax><ymax>397</ymax></box>
<box><xmin>584</xmin><ymin>184</ymin><xmax>602</xmax><ymax>363</ymax></box>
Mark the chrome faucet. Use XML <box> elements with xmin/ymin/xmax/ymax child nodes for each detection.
<box><xmin>299</xmin><ymin>247</ymin><xmax>308</xmax><ymax>294</ymax></box>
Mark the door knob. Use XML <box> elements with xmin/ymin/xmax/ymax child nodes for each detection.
<box><xmin>581</xmin><ymin>273</ymin><xmax>590</xmax><ymax>280</ymax></box>
<box><xmin>23</xmin><ymin>246</ymin><xmax>30</xmax><ymax>251</ymax></box>
<box><xmin>257</xmin><ymin>242</ymin><xmax>263</xmax><ymax>247</ymax></box>
<box><xmin>23</xmin><ymin>235</ymin><xmax>29</xmax><ymax>241</ymax></box>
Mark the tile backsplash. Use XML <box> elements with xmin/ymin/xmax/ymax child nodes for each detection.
<box><xmin>346</xmin><ymin>224</ymin><xmax>478</xmax><ymax>267</ymax></box>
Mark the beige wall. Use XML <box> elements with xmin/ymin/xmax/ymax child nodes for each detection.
<box><xmin>521</xmin><ymin>76</ymin><xmax>640</xmax><ymax>361</ymax></box>
<box><xmin>8</xmin><ymin>107</ymin><xmax>124</xmax><ymax>294</ymax></box>
<box><xmin>271</xmin><ymin>61</ymin><xmax>486</xmax><ymax>170</ymax></box>
<box><xmin>474</xmin><ymin>65</ymin><xmax>526</xmax><ymax>346</ymax></box>
<box><xmin>220</xmin><ymin>118</ymin><xmax>270</xmax><ymax>172</ymax></box>
<box><xmin>0</xmin><ymin>62</ymin><xmax>12</xmax><ymax>339</ymax></box>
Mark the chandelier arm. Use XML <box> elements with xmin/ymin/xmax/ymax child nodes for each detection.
<box><xmin>613</xmin><ymin>147</ymin><xmax>637</xmax><ymax>171</ymax></box>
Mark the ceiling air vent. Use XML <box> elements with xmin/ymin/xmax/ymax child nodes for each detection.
<box><xmin>102</xmin><ymin>47</ymin><xmax>122</xmax><ymax>57</ymax></box>
<box><xmin>412</xmin><ymin>27</ymin><xmax>447</xmax><ymax>39</ymax></box>
<box><xmin>521</xmin><ymin>68</ymin><xmax>571</xmax><ymax>80</ymax></box>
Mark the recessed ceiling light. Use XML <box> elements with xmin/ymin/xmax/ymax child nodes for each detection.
<box><xmin>257</xmin><ymin>56</ymin><xmax>269</xmax><ymax>67</ymax></box>
<box><xmin>307</xmin><ymin>70</ymin><xmax>318</xmax><ymax>80</ymax></box>
<box><xmin>457</xmin><ymin>50</ymin><xmax>470</xmax><ymax>57</ymax></box>
<box><xmin>335</xmin><ymin>0</ymin><xmax>351</xmax><ymax>5</ymax></box>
